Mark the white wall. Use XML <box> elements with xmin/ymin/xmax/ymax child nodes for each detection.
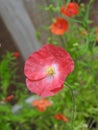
<box><xmin>0</xmin><ymin>0</ymin><xmax>41</xmax><ymax>59</ymax></box>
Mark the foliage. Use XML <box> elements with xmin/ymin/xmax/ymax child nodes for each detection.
<box><xmin>0</xmin><ymin>0</ymin><xmax>98</xmax><ymax>130</ymax></box>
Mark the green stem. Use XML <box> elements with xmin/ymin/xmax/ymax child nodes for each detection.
<box><xmin>64</xmin><ymin>82</ymin><xmax>75</xmax><ymax>130</ymax></box>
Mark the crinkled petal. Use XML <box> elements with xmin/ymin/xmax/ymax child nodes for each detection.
<box><xmin>40</xmin><ymin>44</ymin><xmax>74</xmax><ymax>74</ymax></box>
<box><xmin>26</xmin><ymin>70</ymin><xmax>65</xmax><ymax>97</ymax></box>
<box><xmin>24</xmin><ymin>51</ymin><xmax>55</xmax><ymax>80</ymax></box>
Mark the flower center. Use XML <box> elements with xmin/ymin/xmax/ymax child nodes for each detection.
<box><xmin>46</xmin><ymin>67</ymin><xmax>55</xmax><ymax>76</ymax></box>
<box><xmin>57</xmin><ymin>24</ymin><xmax>63</xmax><ymax>29</ymax></box>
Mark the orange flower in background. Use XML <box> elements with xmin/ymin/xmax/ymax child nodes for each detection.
<box><xmin>50</xmin><ymin>18</ymin><xmax>68</xmax><ymax>35</ymax></box>
<box><xmin>13</xmin><ymin>52</ymin><xmax>20</xmax><ymax>58</ymax></box>
<box><xmin>96</xmin><ymin>36</ymin><xmax>98</xmax><ymax>42</ymax></box>
<box><xmin>55</xmin><ymin>113</ymin><xmax>69</xmax><ymax>122</ymax></box>
<box><xmin>61</xmin><ymin>2</ymin><xmax>80</xmax><ymax>17</ymax></box>
<box><xmin>32</xmin><ymin>99</ymin><xmax>51</xmax><ymax>112</ymax></box>
<box><xmin>81</xmin><ymin>30</ymin><xmax>87</xmax><ymax>35</ymax></box>
<box><xmin>95</xmin><ymin>27</ymin><xmax>98</xmax><ymax>42</ymax></box>
<box><xmin>4</xmin><ymin>95</ymin><xmax>14</xmax><ymax>102</ymax></box>
<box><xmin>95</xmin><ymin>27</ymin><xmax>98</xmax><ymax>34</ymax></box>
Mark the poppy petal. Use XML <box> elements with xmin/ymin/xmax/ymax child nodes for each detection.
<box><xmin>26</xmin><ymin>69</ymin><xmax>65</xmax><ymax>97</ymax></box>
<box><xmin>24</xmin><ymin>44</ymin><xmax>74</xmax><ymax>97</ymax></box>
<box><xmin>50</xmin><ymin>18</ymin><xmax>68</xmax><ymax>35</ymax></box>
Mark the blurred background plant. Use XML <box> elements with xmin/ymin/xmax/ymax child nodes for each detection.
<box><xmin>0</xmin><ymin>0</ymin><xmax>98</xmax><ymax>130</ymax></box>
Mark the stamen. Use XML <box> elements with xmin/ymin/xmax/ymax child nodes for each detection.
<box><xmin>46</xmin><ymin>66</ymin><xmax>55</xmax><ymax>76</ymax></box>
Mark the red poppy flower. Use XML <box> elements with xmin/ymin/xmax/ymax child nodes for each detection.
<box><xmin>81</xmin><ymin>30</ymin><xmax>87</xmax><ymax>35</ymax></box>
<box><xmin>50</xmin><ymin>18</ymin><xmax>68</xmax><ymax>35</ymax></box>
<box><xmin>95</xmin><ymin>27</ymin><xmax>98</xmax><ymax>34</ymax></box>
<box><xmin>32</xmin><ymin>98</ymin><xmax>51</xmax><ymax>112</ymax></box>
<box><xmin>4</xmin><ymin>95</ymin><xmax>14</xmax><ymax>102</ymax></box>
<box><xmin>55</xmin><ymin>113</ymin><xmax>69</xmax><ymax>122</ymax></box>
<box><xmin>61</xmin><ymin>2</ymin><xmax>80</xmax><ymax>17</ymax></box>
<box><xmin>13</xmin><ymin>52</ymin><xmax>20</xmax><ymax>58</ymax></box>
<box><xmin>96</xmin><ymin>36</ymin><xmax>98</xmax><ymax>42</ymax></box>
<box><xmin>24</xmin><ymin>44</ymin><xmax>74</xmax><ymax>97</ymax></box>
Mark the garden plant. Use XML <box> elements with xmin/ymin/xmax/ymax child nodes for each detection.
<box><xmin>0</xmin><ymin>0</ymin><xmax>98</xmax><ymax>130</ymax></box>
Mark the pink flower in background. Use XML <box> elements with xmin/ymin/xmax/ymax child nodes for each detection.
<box><xmin>24</xmin><ymin>44</ymin><xmax>74</xmax><ymax>97</ymax></box>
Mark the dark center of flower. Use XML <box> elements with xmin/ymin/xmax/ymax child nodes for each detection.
<box><xmin>68</xmin><ymin>9</ymin><xmax>74</xmax><ymax>14</ymax></box>
<box><xmin>57</xmin><ymin>24</ymin><xmax>63</xmax><ymax>29</ymax></box>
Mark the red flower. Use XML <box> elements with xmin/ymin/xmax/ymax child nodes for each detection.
<box><xmin>81</xmin><ymin>30</ymin><xmax>87</xmax><ymax>35</ymax></box>
<box><xmin>55</xmin><ymin>113</ymin><xmax>69</xmax><ymax>122</ymax></box>
<box><xmin>32</xmin><ymin>98</ymin><xmax>51</xmax><ymax>112</ymax></box>
<box><xmin>50</xmin><ymin>18</ymin><xmax>68</xmax><ymax>35</ymax></box>
<box><xmin>95</xmin><ymin>27</ymin><xmax>98</xmax><ymax>34</ymax></box>
<box><xmin>24</xmin><ymin>44</ymin><xmax>74</xmax><ymax>97</ymax></box>
<box><xmin>96</xmin><ymin>36</ymin><xmax>98</xmax><ymax>42</ymax></box>
<box><xmin>13</xmin><ymin>52</ymin><xmax>20</xmax><ymax>58</ymax></box>
<box><xmin>61</xmin><ymin>2</ymin><xmax>80</xmax><ymax>17</ymax></box>
<box><xmin>4</xmin><ymin>95</ymin><xmax>14</xmax><ymax>102</ymax></box>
